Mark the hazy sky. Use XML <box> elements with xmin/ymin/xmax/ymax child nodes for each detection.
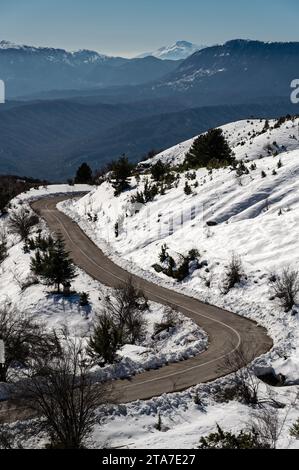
<box><xmin>0</xmin><ymin>0</ymin><xmax>298</xmax><ymax>57</ymax></box>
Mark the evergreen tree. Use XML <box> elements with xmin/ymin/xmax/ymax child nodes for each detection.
<box><xmin>74</xmin><ymin>163</ymin><xmax>93</xmax><ymax>184</ymax></box>
<box><xmin>199</xmin><ymin>424</ymin><xmax>268</xmax><ymax>449</ymax></box>
<box><xmin>111</xmin><ymin>156</ymin><xmax>133</xmax><ymax>196</ymax></box>
<box><xmin>87</xmin><ymin>313</ymin><xmax>121</xmax><ymax>364</ymax></box>
<box><xmin>184</xmin><ymin>182</ymin><xmax>192</xmax><ymax>195</ymax></box>
<box><xmin>0</xmin><ymin>231</ymin><xmax>7</xmax><ymax>264</ymax></box>
<box><xmin>31</xmin><ymin>236</ymin><xmax>77</xmax><ymax>292</ymax></box>
<box><xmin>184</xmin><ymin>128</ymin><xmax>234</xmax><ymax>170</ymax></box>
<box><xmin>79</xmin><ymin>292</ymin><xmax>90</xmax><ymax>307</ymax></box>
<box><xmin>150</xmin><ymin>160</ymin><xmax>168</xmax><ymax>182</ymax></box>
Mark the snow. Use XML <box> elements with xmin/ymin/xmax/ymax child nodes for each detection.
<box><xmin>0</xmin><ymin>184</ymin><xmax>207</xmax><ymax>385</ymax></box>
<box><xmin>92</xmin><ymin>383</ymin><xmax>299</xmax><ymax>449</ymax></box>
<box><xmin>0</xmin><ymin>40</ymin><xmax>110</xmax><ymax>62</ymax></box>
<box><xmin>14</xmin><ymin>183</ymin><xmax>93</xmax><ymax>203</ymax></box>
<box><xmin>2</xmin><ymin>115</ymin><xmax>299</xmax><ymax>448</ymax></box>
<box><xmin>56</xmin><ymin>116</ymin><xmax>299</xmax><ymax>449</ymax></box>
<box><xmin>140</xmin><ymin>118</ymin><xmax>299</xmax><ymax>167</ymax></box>
<box><xmin>137</xmin><ymin>41</ymin><xmax>204</xmax><ymax>61</ymax></box>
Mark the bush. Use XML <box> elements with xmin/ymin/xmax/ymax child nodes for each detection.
<box><xmin>188</xmin><ymin>249</ymin><xmax>200</xmax><ymax>261</ymax></box>
<box><xmin>222</xmin><ymin>253</ymin><xmax>244</xmax><ymax>294</ymax></box>
<box><xmin>30</xmin><ymin>235</ymin><xmax>77</xmax><ymax>293</ymax></box>
<box><xmin>0</xmin><ymin>230</ymin><xmax>7</xmax><ymax>264</ymax></box>
<box><xmin>0</xmin><ymin>305</ymin><xmax>61</xmax><ymax>382</ymax></box>
<box><xmin>155</xmin><ymin>249</ymin><xmax>200</xmax><ymax>282</ymax></box>
<box><xmin>290</xmin><ymin>418</ymin><xmax>299</xmax><ymax>438</ymax></box>
<box><xmin>199</xmin><ymin>424</ymin><xmax>268</xmax><ymax>449</ymax></box>
<box><xmin>20</xmin><ymin>338</ymin><xmax>107</xmax><ymax>449</ymax></box>
<box><xmin>218</xmin><ymin>344</ymin><xmax>261</xmax><ymax>406</ymax></box>
<box><xmin>110</xmin><ymin>156</ymin><xmax>133</xmax><ymax>196</ymax></box>
<box><xmin>79</xmin><ymin>292</ymin><xmax>90</xmax><ymax>307</ymax></box>
<box><xmin>87</xmin><ymin>313</ymin><xmax>121</xmax><ymax>365</ymax></box>
<box><xmin>107</xmin><ymin>279</ymin><xmax>147</xmax><ymax>345</ymax></box>
<box><xmin>150</xmin><ymin>160</ymin><xmax>169</xmax><ymax>182</ymax></box>
<box><xmin>159</xmin><ymin>244</ymin><xmax>168</xmax><ymax>263</ymax></box>
<box><xmin>174</xmin><ymin>256</ymin><xmax>190</xmax><ymax>281</ymax></box>
<box><xmin>184</xmin><ymin>182</ymin><xmax>192</xmax><ymax>195</ymax></box>
<box><xmin>235</xmin><ymin>161</ymin><xmax>249</xmax><ymax>177</ymax></box>
<box><xmin>154</xmin><ymin>413</ymin><xmax>163</xmax><ymax>431</ymax></box>
<box><xmin>184</xmin><ymin>128</ymin><xmax>235</xmax><ymax>170</ymax></box>
<box><xmin>270</xmin><ymin>267</ymin><xmax>299</xmax><ymax>312</ymax></box>
<box><xmin>25</xmin><ymin>233</ymin><xmax>55</xmax><ymax>252</ymax></box>
<box><xmin>74</xmin><ymin>162</ymin><xmax>93</xmax><ymax>184</ymax></box>
<box><xmin>88</xmin><ymin>280</ymin><xmax>148</xmax><ymax>363</ymax></box>
<box><xmin>131</xmin><ymin>179</ymin><xmax>158</xmax><ymax>204</ymax></box>
<box><xmin>153</xmin><ymin>307</ymin><xmax>179</xmax><ymax>336</ymax></box>
<box><xmin>8</xmin><ymin>208</ymin><xmax>39</xmax><ymax>240</ymax></box>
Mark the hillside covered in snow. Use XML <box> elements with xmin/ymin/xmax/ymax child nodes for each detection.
<box><xmin>137</xmin><ymin>41</ymin><xmax>203</xmax><ymax>61</ymax></box>
<box><xmin>56</xmin><ymin>115</ymin><xmax>299</xmax><ymax>448</ymax></box>
<box><xmin>61</xmin><ymin>115</ymin><xmax>299</xmax><ymax>379</ymax></box>
<box><xmin>2</xmin><ymin>116</ymin><xmax>299</xmax><ymax>449</ymax></box>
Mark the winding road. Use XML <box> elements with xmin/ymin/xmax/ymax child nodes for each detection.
<box><xmin>28</xmin><ymin>195</ymin><xmax>272</xmax><ymax>404</ymax></box>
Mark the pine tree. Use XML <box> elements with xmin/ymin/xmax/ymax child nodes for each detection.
<box><xmin>87</xmin><ymin>313</ymin><xmax>121</xmax><ymax>364</ymax></box>
<box><xmin>111</xmin><ymin>156</ymin><xmax>133</xmax><ymax>196</ymax></box>
<box><xmin>30</xmin><ymin>249</ymin><xmax>43</xmax><ymax>275</ymax></box>
<box><xmin>184</xmin><ymin>182</ymin><xmax>192</xmax><ymax>195</ymax></box>
<box><xmin>155</xmin><ymin>413</ymin><xmax>163</xmax><ymax>431</ymax></box>
<box><xmin>151</xmin><ymin>160</ymin><xmax>168</xmax><ymax>182</ymax></box>
<box><xmin>199</xmin><ymin>424</ymin><xmax>268</xmax><ymax>449</ymax></box>
<box><xmin>0</xmin><ymin>231</ymin><xmax>7</xmax><ymax>264</ymax></box>
<box><xmin>74</xmin><ymin>163</ymin><xmax>93</xmax><ymax>184</ymax></box>
<box><xmin>31</xmin><ymin>236</ymin><xmax>77</xmax><ymax>292</ymax></box>
<box><xmin>184</xmin><ymin>128</ymin><xmax>234</xmax><ymax>170</ymax></box>
<box><xmin>263</xmin><ymin>119</ymin><xmax>270</xmax><ymax>132</ymax></box>
<box><xmin>79</xmin><ymin>292</ymin><xmax>90</xmax><ymax>307</ymax></box>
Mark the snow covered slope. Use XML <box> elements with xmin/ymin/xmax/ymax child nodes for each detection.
<box><xmin>58</xmin><ymin>116</ymin><xmax>299</xmax><ymax>449</ymax></box>
<box><xmin>137</xmin><ymin>41</ymin><xmax>204</xmax><ymax>60</ymax></box>
<box><xmin>141</xmin><ymin>117</ymin><xmax>299</xmax><ymax>167</ymax></box>
<box><xmin>61</xmin><ymin>115</ymin><xmax>299</xmax><ymax>381</ymax></box>
<box><xmin>0</xmin><ymin>185</ymin><xmax>207</xmax><ymax>386</ymax></box>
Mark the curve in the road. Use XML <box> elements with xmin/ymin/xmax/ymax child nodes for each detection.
<box><xmin>31</xmin><ymin>195</ymin><xmax>273</xmax><ymax>403</ymax></box>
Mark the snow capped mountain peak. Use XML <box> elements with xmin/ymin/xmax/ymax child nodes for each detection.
<box><xmin>0</xmin><ymin>39</ymin><xmax>109</xmax><ymax>61</ymax></box>
<box><xmin>0</xmin><ymin>39</ymin><xmax>26</xmax><ymax>50</ymax></box>
<box><xmin>137</xmin><ymin>40</ymin><xmax>205</xmax><ymax>61</ymax></box>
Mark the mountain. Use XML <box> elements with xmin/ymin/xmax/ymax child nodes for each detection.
<box><xmin>0</xmin><ymin>40</ymin><xmax>180</xmax><ymax>98</ymax></box>
<box><xmin>0</xmin><ymin>96</ymin><xmax>297</xmax><ymax>181</ymax></box>
<box><xmin>137</xmin><ymin>41</ymin><xmax>203</xmax><ymax>60</ymax></box>
<box><xmin>150</xmin><ymin>39</ymin><xmax>299</xmax><ymax>104</ymax></box>
<box><xmin>1</xmin><ymin>38</ymin><xmax>299</xmax><ymax>181</ymax></box>
<box><xmin>10</xmin><ymin>39</ymin><xmax>299</xmax><ymax>106</ymax></box>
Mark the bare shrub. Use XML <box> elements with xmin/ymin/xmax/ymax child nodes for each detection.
<box><xmin>8</xmin><ymin>208</ymin><xmax>39</xmax><ymax>240</ymax></box>
<box><xmin>88</xmin><ymin>279</ymin><xmax>148</xmax><ymax>364</ymax></box>
<box><xmin>107</xmin><ymin>278</ymin><xmax>148</xmax><ymax>345</ymax></box>
<box><xmin>270</xmin><ymin>267</ymin><xmax>299</xmax><ymax>312</ymax></box>
<box><xmin>0</xmin><ymin>305</ymin><xmax>61</xmax><ymax>382</ymax></box>
<box><xmin>153</xmin><ymin>306</ymin><xmax>179</xmax><ymax>337</ymax></box>
<box><xmin>218</xmin><ymin>344</ymin><xmax>262</xmax><ymax>406</ymax></box>
<box><xmin>0</xmin><ymin>425</ymin><xmax>20</xmax><ymax>449</ymax></box>
<box><xmin>221</xmin><ymin>253</ymin><xmax>244</xmax><ymax>294</ymax></box>
<box><xmin>249</xmin><ymin>408</ymin><xmax>280</xmax><ymax>449</ymax></box>
<box><xmin>19</xmin><ymin>339</ymin><xmax>109</xmax><ymax>449</ymax></box>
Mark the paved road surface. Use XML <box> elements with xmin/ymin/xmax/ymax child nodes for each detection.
<box><xmin>0</xmin><ymin>194</ymin><xmax>273</xmax><ymax>423</ymax></box>
<box><xmin>30</xmin><ymin>195</ymin><xmax>272</xmax><ymax>403</ymax></box>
